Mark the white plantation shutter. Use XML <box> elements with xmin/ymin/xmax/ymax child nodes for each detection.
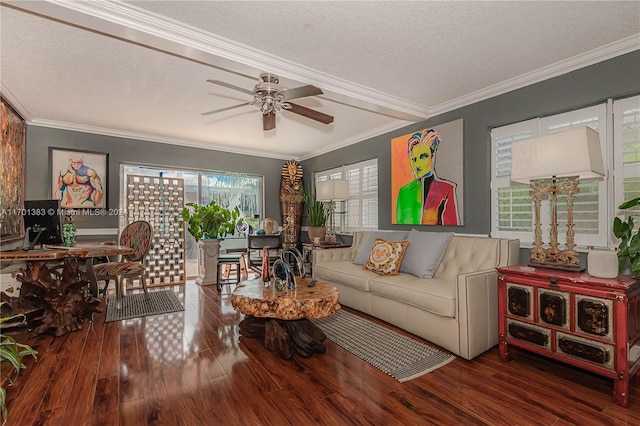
<box><xmin>315</xmin><ymin>158</ymin><xmax>378</xmax><ymax>232</ymax></box>
<box><xmin>614</xmin><ymin>96</ymin><xmax>640</xmax><ymax>243</ymax></box>
<box><xmin>491</xmin><ymin>118</ymin><xmax>539</xmax><ymax>242</ymax></box>
<box><xmin>491</xmin><ymin>103</ymin><xmax>608</xmax><ymax>247</ymax></box>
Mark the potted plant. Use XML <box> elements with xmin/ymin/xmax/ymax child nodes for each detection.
<box><xmin>613</xmin><ymin>196</ymin><xmax>640</xmax><ymax>278</ymax></box>
<box><xmin>303</xmin><ymin>186</ymin><xmax>327</xmax><ymax>243</ymax></box>
<box><xmin>182</xmin><ymin>200</ymin><xmax>243</xmax><ymax>286</ymax></box>
<box><xmin>1</xmin><ymin>305</ymin><xmax>37</xmax><ymax>425</ymax></box>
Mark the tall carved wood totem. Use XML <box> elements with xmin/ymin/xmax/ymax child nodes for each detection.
<box><xmin>279</xmin><ymin>160</ymin><xmax>304</xmax><ymax>247</ymax></box>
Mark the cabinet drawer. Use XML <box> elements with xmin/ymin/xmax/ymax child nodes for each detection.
<box><xmin>539</xmin><ymin>289</ymin><xmax>569</xmax><ymax>329</ymax></box>
<box><xmin>575</xmin><ymin>295</ymin><xmax>613</xmax><ymax>340</ymax></box>
<box><xmin>506</xmin><ymin>283</ymin><xmax>533</xmax><ymax>320</ymax></box>
<box><xmin>507</xmin><ymin>319</ymin><xmax>550</xmax><ymax>350</ymax></box>
<box><xmin>556</xmin><ymin>332</ymin><xmax>614</xmax><ymax>370</ymax></box>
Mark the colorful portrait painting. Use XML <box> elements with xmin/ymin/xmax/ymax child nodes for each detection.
<box><xmin>391</xmin><ymin>119</ymin><xmax>464</xmax><ymax>225</ymax></box>
<box><xmin>50</xmin><ymin>148</ymin><xmax>108</xmax><ymax>209</ymax></box>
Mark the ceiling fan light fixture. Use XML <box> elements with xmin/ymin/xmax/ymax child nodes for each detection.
<box><xmin>204</xmin><ymin>73</ymin><xmax>333</xmax><ymax>129</ymax></box>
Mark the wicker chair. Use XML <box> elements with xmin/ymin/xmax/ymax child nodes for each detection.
<box><xmin>93</xmin><ymin>221</ymin><xmax>152</xmax><ymax>309</ymax></box>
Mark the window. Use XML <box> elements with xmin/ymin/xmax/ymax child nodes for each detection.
<box><xmin>315</xmin><ymin>158</ymin><xmax>378</xmax><ymax>232</ymax></box>
<box><xmin>614</xmin><ymin>96</ymin><xmax>640</xmax><ymax>242</ymax></box>
<box><xmin>491</xmin><ymin>96</ymin><xmax>640</xmax><ymax>249</ymax></box>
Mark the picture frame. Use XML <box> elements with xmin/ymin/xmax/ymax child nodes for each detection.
<box><xmin>50</xmin><ymin>147</ymin><xmax>108</xmax><ymax>209</ymax></box>
<box><xmin>391</xmin><ymin>118</ymin><xmax>464</xmax><ymax>226</ymax></box>
<box><xmin>1</xmin><ymin>96</ymin><xmax>26</xmax><ymax>242</ymax></box>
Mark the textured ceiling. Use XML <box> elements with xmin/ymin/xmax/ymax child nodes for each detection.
<box><xmin>1</xmin><ymin>1</ymin><xmax>639</xmax><ymax>160</ymax></box>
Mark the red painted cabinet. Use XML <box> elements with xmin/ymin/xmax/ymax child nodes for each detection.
<box><xmin>497</xmin><ymin>264</ymin><xmax>640</xmax><ymax>407</ymax></box>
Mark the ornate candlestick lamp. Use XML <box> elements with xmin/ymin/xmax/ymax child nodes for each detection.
<box><xmin>316</xmin><ymin>179</ymin><xmax>349</xmax><ymax>244</ymax></box>
<box><xmin>510</xmin><ymin>127</ymin><xmax>605</xmax><ymax>271</ymax></box>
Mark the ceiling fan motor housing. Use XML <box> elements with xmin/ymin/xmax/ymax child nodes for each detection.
<box><xmin>203</xmin><ymin>72</ymin><xmax>332</xmax><ymax>128</ymax></box>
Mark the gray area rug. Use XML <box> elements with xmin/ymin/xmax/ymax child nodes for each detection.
<box><xmin>311</xmin><ymin>309</ymin><xmax>455</xmax><ymax>382</ymax></box>
<box><xmin>105</xmin><ymin>290</ymin><xmax>184</xmax><ymax>322</ymax></box>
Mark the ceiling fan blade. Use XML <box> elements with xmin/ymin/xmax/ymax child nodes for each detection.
<box><xmin>287</xmin><ymin>102</ymin><xmax>334</xmax><ymax>124</ymax></box>
<box><xmin>263</xmin><ymin>112</ymin><xmax>276</xmax><ymax>130</ymax></box>
<box><xmin>207</xmin><ymin>79</ymin><xmax>254</xmax><ymax>96</ymax></box>
<box><xmin>281</xmin><ymin>85</ymin><xmax>323</xmax><ymax>101</ymax></box>
<box><xmin>201</xmin><ymin>102</ymin><xmax>251</xmax><ymax>116</ymax></box>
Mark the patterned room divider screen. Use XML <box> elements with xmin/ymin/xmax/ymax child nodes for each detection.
<box><xmin>126</xmin><ymin>175</ymin><xmax>186</xmax><ymax>286</ymax></box>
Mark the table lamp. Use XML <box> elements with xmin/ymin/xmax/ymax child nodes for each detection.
<box><xmin>316</xmin><ymin>179</ymin><xmax>349</xmax><ymax>243</ymax></box>
<box><xmin>510</xmin><ymin>127</ymin><xmax>605</xmax><ymax>271</ymax></box>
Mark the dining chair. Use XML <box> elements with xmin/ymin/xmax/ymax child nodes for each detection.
<box><xmin>246</xmin><ymin>234</ymin><xmax>282</xmax><ymax>275</ymax></box>
<box><xmin>93</xmin><ymin>220</ymin><xmax>152</xmax><ymax>309</ymax></box>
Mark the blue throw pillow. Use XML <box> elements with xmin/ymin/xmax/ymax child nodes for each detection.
<box><xmin>399</xmin><ymin>229</ymin><xmax>454</xmax><ymax>278</ymax></box>
<box><xmin>353</xmin><ymin>231</ymin><xmax>410</xmax><ymax>265</ymax></box>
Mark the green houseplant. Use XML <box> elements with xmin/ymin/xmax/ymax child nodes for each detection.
<box><xmin>613</xmin><ymin>196</ymin><xmax>640</xmax><ymax>278</ymax></box>
<box><xmin>1</xmin><ymin>304</ymin><xmax>37</xmax><ymax>425</ymax></box>
<box><xmin>303</xmin><ymin>186</ymin><xmax>327</xmax><ymax>242</ymax></box>
<box><xmin>182</xmin><ymin>200</ymin><xmax>242</xmax><ymax>241</ymax></box>
<box><xmin>182</xmin><ymin>200</ymin><xmax>243</xmax><ymax>286</ymax></box>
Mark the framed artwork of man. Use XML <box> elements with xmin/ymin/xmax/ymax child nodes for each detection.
<box><xmin>391</xmin><ymin>119</ymin><xmax>464</xmax><ymax>226</ymax></box>
<box><xmin>50</xmin><ymin>148</ymin><xmax>108</xmax><ymax>209</ymax></box>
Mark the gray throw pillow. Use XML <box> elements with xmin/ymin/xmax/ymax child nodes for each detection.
<box><xmin>353</xmin><ymin>231</ymin><xmax>410</xmax><ymax>265</ymax></box>
<box><xmin>399</xmin><ymin>229</ymin><xmax>454</xmax><ymax>278</ymax></box>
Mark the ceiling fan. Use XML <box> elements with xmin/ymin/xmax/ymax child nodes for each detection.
<box><xmin>202</xmin><ymin>73</ymin><xmax>334</xmax><ymax>131</ymax></box>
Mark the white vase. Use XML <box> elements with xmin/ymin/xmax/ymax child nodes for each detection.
<box><xmin>587</xmin><ymin>249</ymin><xmax>618</xmax><ymax>279</ymax></box>
<box><xmin>196</xmin><ymin>239</ymin><xmax>221</xmax><ymax>286</ymax></box>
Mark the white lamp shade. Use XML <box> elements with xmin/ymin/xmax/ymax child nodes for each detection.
<box><xmin>510</xmin><ymin>127</ymin><xmax>605</xmax><ymax>183</ymax></box>
<box><xmin>316</xmin><ymin>179</ymin><xmax>349</xmax><ymax>201</ymax></box>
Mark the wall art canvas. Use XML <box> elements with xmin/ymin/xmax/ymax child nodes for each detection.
<box><xmin>1</xmin><ymin>97</ymin><xmax>26</xmax><ymax>242</ymax></box>
<box><xmin>391</xmin><ymin>118</ymin><xmax>464</xmax><ymax>225</ymax></box>
<box><xmin>50</xmin><ymin>148</ymin><xmax>108</xmax><ymax>209</ymax></box>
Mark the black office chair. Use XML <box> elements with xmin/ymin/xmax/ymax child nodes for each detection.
<box><xmin>246</xmin><ymin>234</ymin><xmax>282</xmax><ymax>274</ymax></box>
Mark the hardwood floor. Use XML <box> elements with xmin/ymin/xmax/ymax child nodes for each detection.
<box><xmin>3</xmin><ymin>281</ymin><xmax>640</xmax><ymax>425</ymax></box>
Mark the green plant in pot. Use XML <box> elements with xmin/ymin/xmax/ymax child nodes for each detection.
<box><xmin>303</xmin><ymin>186</ymin><xmax>327</xmax><ymax>242</ymax></box>
<box><xmin>613</xmin><ymin>196</ymin><xmax>640</xmax><ymax>278</ymax></box>
<box><xmin>1</xmin><ymin>304</ymin><xmax>38</xmax><ymax>425</ymax></box>
<box><xmin>182</xmin><ymin>200</ymin><xmax>242</xmax><ymax>241</ymax></box>
<box><xmin>182</xmin><ymin>200</ymin><xmax>243</xmax><ymax>286</ymax></box>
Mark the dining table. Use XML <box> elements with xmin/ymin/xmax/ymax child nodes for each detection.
<box><xmin>0</xmin><ymin>243</ymin><xmax>134</xmax><ymax>336</ymax></box>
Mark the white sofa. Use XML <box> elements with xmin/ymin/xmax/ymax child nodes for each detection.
<box><xmin>312</xmin><ymin>231</ymin><xmax>520</xmax><ymax>360</ymax></box>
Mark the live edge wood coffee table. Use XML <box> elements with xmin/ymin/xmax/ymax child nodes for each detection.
<box><xmin>231</xmin><ymin>277</ymin><xmax>340</xmax><ymax>359</ymax></box>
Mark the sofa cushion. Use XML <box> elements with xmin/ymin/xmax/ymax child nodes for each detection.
<box><xmin>353</xmin><ymin>231</ymin><xmax>410</xmax><ymax>265</ymax></box>
<box><xmin>314</xmin><ymin>261</ymin><xmax>377</xmax><ymax>291</ymax></box>
<box><xmin>400</xmin><ymin>229</ymin><xmax>454</xmax><ymax>278</ymax></box>
<box><xmin>434</xmin><ymin>236</ymin><xmax>502</xmax><ymax>280</ymax></box>
<box><xmin>369</xmin><ymin>273</ymin><xmax>457</xmax><ymax>318</ymax></box>
<box><xmin>362</xmin><ymin>238</ymin><xmax>409</xmax><ymax>275</ymax></box>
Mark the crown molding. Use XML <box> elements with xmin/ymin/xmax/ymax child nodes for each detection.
<box><xmin>6</xmin><ymin>0</ymin><xmax>429</xmax><ymax>122</ymax></box>
<box><xmin>29</xmin><ymin>119</ymin><xmax>296</xmax><ymax>161</ymax></box>
<box><xmin>6</xmin><ymin>1</ymin><xmax>637</xmax><ymax>160</ymax></box>
<box><xmin>10</xmin><ymin>1</ymin><xmax>635</xmax><ymax>122</ymax></box>
<box><xmin>430</xmin><ymin>34</ymin><xmax>640</xmax><ymax>117</ymax></box>
<box><xmin>299</xmin><ymin>121</ymin><xmax>412</xmax><ymax>161</ymax></box>
<box><xmin>0</xmin><ymin>83</ymin><xmax>33</xmax><ymax>121</ymax></box>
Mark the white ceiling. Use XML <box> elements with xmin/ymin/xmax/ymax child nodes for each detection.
<box><xmin>1</xmin><ymin>1</ymin><xmax>639</xmax><ymax>160</ymax></box>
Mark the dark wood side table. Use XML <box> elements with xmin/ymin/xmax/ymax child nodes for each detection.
<box><xmin>497</xmin><ymin>264</ymin><xmax>640</xmax><ymax>407</ymax></box>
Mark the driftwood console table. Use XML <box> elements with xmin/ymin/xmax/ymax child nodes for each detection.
<box><xmin>0</xmin><ymin>244</ymin><xmax>133</xmax><ymax>336</ymax></box>
<box><xmin>231</xmin><ymin>278</ymin><xmax>340</xmax><ymax>359</ymax></box>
